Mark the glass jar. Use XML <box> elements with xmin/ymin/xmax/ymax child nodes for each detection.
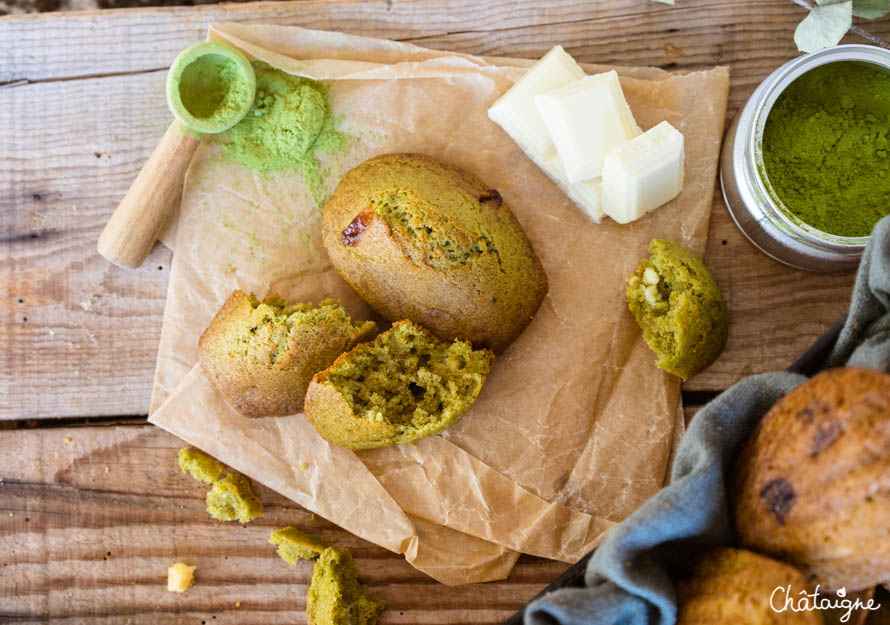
<box><xmin>719</xmin><ymin>44</ymin><xmax>890</xmax><ymax>272</ymax></box>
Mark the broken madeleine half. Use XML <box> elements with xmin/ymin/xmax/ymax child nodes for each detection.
<box><xmin>304</xmin><ymin>320</ymin><xmax>493</xmax><ymax>450</ymax></box>
<box><xmin>198</xmin><ymin>290</ymin><xmax>376</xmax><ymax>418</ymax></box>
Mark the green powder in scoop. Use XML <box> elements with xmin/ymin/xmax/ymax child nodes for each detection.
<box><xmin>167</xmin><ymin>51</ymin><xmax>254</xmax><ymax>132</ymax></box>
<box><xmin>177</xmin><ymin>53</ymin><xmax>253</xmax><ymax>128</ymax></box>
<box><xmin>223</xmin><ymin>62</ymin><xmax>345</xmax><ymax>204</ymax></box>
<box><xmin>762</xmin><ymin>61</ymin><xmax>890</xmax><ymax>238</ymax></box>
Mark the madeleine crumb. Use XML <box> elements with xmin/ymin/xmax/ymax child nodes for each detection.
<box><xmin>178</xmin><ymin>447</ymin><xmax>225</xmax><ymax>484</ymax></box>
<box><xmin>166</xmin><ymin>562</ymin><xmax>196</xmax><ymax>592</ymax></box>
<box><xmin>269</xmin><ymin>526</ymin><xmax>328</xmax><ymax>566</ymax></box>
<box><xmin>205</xmin><ymin>473</ymin><xmax>263</xmax><ymax>523</ymax></box>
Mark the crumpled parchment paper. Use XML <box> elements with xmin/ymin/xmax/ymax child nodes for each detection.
<box><xmin>148</xmin><ymin>23</ymin><xmax>730</xmax><ymax>585</ymax></box>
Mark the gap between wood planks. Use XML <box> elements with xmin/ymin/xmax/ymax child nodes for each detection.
<box><xmin>0</xmin><ymin>66</ymin><xmax>167</xmax><ymax>88</ymax></box>
<box><xmin>3</xmin><ymin>391</ymin><xmax>712</xmax><ymax>430</ymax></box>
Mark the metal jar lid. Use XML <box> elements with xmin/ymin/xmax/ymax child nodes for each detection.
<box><xmin>719</xmin><ymin>45</ymin><xmax>890</xmax><ymax>272</ymax></box>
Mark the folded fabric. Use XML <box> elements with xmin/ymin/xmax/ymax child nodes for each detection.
<box><xmin>526</xmin><ymin>216</ymin><xmax>890</xmax><ymax>625</ymax></box>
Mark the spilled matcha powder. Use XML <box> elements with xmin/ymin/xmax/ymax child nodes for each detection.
<box><xmin>762</xmin><ymin>61</ymin><xmax>890</xmax><ymax>237</ymax></box>
<box><xmin>223</xmin><ymin>61</ymin><xmax>345</xmax><ymax>203</ymax></box>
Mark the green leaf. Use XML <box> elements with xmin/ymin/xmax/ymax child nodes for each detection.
<box><xmin>794</xmin><ymin>1</ymin><xmax>853</xmax><ymax>52</ymax></box>
<box><xmin>852</xmin><ymin>0</ymin><xmax>890</xmax><ymax>19</ymax></box>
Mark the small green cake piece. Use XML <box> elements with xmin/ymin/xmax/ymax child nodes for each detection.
<box><xmin>626</xmin><ymin>239</ymin><xmax>729</xmax><ymax>380</ymax></box>
<box><xmin>205</xmin><ymin>472</ymin><xmax>263</xmax><ymax>523</ymax></box>
<box><xmin>269</xmin><ymin>526</ymin><xmax>328</xmax><ymax>565</ymax></box>
<box><xmin>178</xmin><ymin>447</ymin><xmax>225</xmax><ymax>484</ymax></box>
<box><xmin>307</xmin><ymin>547</ymin><xmax>385</xmax><ymax>625</ymax></box>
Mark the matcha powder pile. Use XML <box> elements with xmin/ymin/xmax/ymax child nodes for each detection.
<box><xmin>223</xmin><ymin>61</ymin><xmax>345</xmax><ymax>203</ymax></box>
<box><xmin>762</xmin><ymin>61</ymin><xmax>890</xmax><ymax>238</ymax></box>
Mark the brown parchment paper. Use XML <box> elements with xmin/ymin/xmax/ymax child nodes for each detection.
<box><xmin>149</xmin><ymin>23</ymin><xmax>729</xmax><ymax>584</ymax></box>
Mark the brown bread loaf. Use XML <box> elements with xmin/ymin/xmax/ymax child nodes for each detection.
<box><xmin>675</xmin><ymin>547</ymin><xmax>819</xmax><ymax>625</ymax></box>
<box><xmin>731</xmin><ymin>367</ymin><xmax>890</xmax><ymax>591</ymax></box>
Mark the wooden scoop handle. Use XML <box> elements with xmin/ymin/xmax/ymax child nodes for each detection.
<box><xmin>97</xmin><ymin>121</ymin><xmax>200</xmax><ymax>269</ymax></box>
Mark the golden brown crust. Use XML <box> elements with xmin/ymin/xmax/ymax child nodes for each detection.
<box><xmin>304</xmin><ymin>378</ymin><xmax>399</xmax><ymax>447</ymax></box>
<box><xmin>675</xmin><ymin>548</ymin><xmax>819</xmax><ymax>625</ymax></box>
<box><xmin>198</xmin><ymin>290</ymin><xmax>376</xmax><ymax>419</ymax></box>
<box><xmin>322</xmin><ymin>153</ymin><xmax>548</xmax><ymax>354</ymax></box>
<box><xmin>731</xmin><ymin>367</ymin><xmax>890</xmax><ymax>591</ymax></box>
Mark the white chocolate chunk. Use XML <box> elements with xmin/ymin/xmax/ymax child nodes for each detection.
<box><xmin>487</xmin><ymin>46</ymin><xmax>585</xmax><ymax>156</ymax></box>
<box><xmin>643</xmin><ymin>267</ymin><xmax>659</xmax><ymax>285</ymax></box>
<box><xmin>535</xmin><ymin>71</ymin><xmax>641</xmax><ymax>184</ymax></box>
<box><xmin>487</xmin><ymin>47</ymin><xmax>605</xmax><ymax>222</ymax></box>
<box><xmin>643</xmin><ymin>284</ymin><xmax>659</xmax><ymax>306</ymax></box>
<box><xmin>602</xmin><ymin>121</ymin><xmax>685</xmax><ymax>224</ymax></box>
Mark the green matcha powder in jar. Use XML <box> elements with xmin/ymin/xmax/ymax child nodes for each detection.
<box><xmin>720</xmin><ymin>46</ymin><xmax>890</xmax><ymax>272</ymax></box>
<box><xmin>761</xmin><ymin>61</ymin><xmax>890</xmax><ymax>238</ymax></box>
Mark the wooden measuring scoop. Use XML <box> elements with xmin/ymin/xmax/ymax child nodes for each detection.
<box><xmin>97</xmin><ymin>42</ymin><xmax>256</xmax><ymax>269</ymax></box>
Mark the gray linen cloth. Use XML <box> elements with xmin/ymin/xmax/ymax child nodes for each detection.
<box><xmin>525</xmin><ymin>216</ymin><xmax>890</xmax><ymax>625</ymax></box>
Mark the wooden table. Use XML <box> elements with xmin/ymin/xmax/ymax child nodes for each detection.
<box><xmin>2</xmin><ymin>1</ymin><xmax>886</xmax><ymax>622</ymax></box>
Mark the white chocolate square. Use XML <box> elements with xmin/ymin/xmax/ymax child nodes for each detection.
<box><xmin>601</xmin><ymin>121</ymin><xmax>685</xmax><ymax>224</ymax></box>
<box><xmin>535</xmin><ymin>71</ymin><xmax>641</xmax><ymax>184</ymax></box>
<box><xmin>487</xmin><ymin>46</ymin><xmax>585</xmax><ymax>158</ymax></box>
<box><xmin>487</xmin><ymin>47</ymin><xmax>606</xmax><ymax>222</ymax></box>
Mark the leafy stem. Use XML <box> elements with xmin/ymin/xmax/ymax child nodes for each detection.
<box><xmin>791</xmin><ymin>0</ymin><xmax>890</xmax><ymax>52</ymax></box>
<box><xmin>654</xmin><ymin>0</ymin><xmax>890</xmax><ymax>52</ymax></box>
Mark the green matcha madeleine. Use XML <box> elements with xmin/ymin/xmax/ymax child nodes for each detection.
<box><xmin>307</xmin><ymin>547</ymin><xmax>385</xmax><ymax>625</ymax></box>
<box><xmin>304</xmin><ymin>320</ymin><xmax>494</xmax><ymax>450</ymax></box>
<box><xmin>626</xmin><ymin>239</ymin><xmax>728</xmax><ymax>380</ymax></box>
<box><xmin>178</xmin><ymin>447</ymin><xmax>225</xmax><ymax>484</ymax></box>
<box><xmin>205</xmin><ymin>472</ymin><xmax>264</xmax><ymax>523</ymax></box>
<box><xmin>322</xmin><ymin>153</ymin><xmax>549</xmax><ymax>354</ymax></box>
<box><xmin>198</xmin><ymin>290</ymin><xmax>376</xmax><ymax>418</ymax></box>
<box><xmin>269</xmin><ymin>526</ymin><xmax>328</xmax><ymax>566</ymax></box>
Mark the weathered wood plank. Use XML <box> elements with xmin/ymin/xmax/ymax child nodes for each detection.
<box><xmin>2</xmin><ymin>0</ymin><xmax>880</xmax><ymax>418</ymax></box>
<box><xmin>0</xmin><ymin>0</ymin><xmax>799</xmax><ymax>83</ymax></box>
<box><xmin>1</xmin><ymin>70</ymin><xmax>172</xmax><ymax>419</ymax></box>
<box><xmin>4</xmin><ymin>1</ymin><xmax>890</xmax><ymax>89</ymax></box>
<box><xmin>0</xmin><ymin>424</ymin><xmax>566</xmax><ymax>624</ymax></box>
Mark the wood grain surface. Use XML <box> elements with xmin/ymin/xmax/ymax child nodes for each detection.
<box><xmin>0</xmin><ymin>2</ymin><xmax>886</xmax><ymax>621</ymax></box>
<box><xmin>2</xmin><ymin>0</ymin><xmax>879</xmax><ymax>419</ymax></box>
<box><xmin>0</xmin><ymin>424</ymin><xmax>565</xmax><ymax>624</ymax></box>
